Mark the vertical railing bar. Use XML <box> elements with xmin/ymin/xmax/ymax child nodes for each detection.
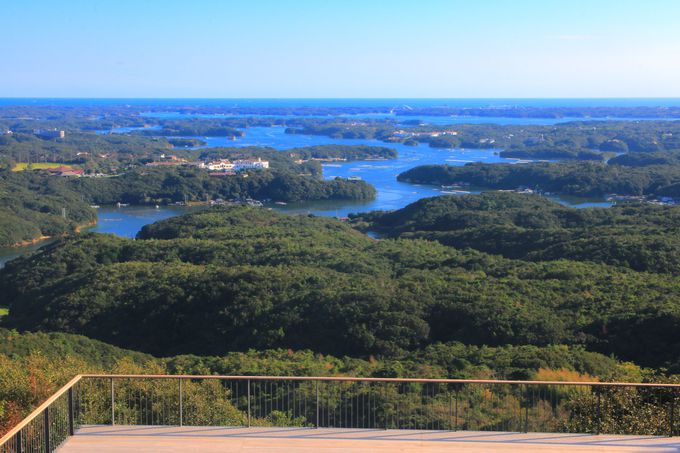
<box><xmin>289</xmin><ymin>381</ymin><xmax>293</xmax><ymax>423</ymax></box>
<box><xmin>136</xmin><ymin>386</ymin><xmax>140</xmax><ymax>426</ymax></box>
<box><xmin>236</xmin><ymin>380</ymin><xmax>240</xmax><ymax>425</ymax></box>
<box><xmin>449</xmin><ymin>389</ymin><xmax>453</xmax><ymax>431</ymax></box>
<box><xmin>110</xmin><ymin>378</ymin><xmax>115</xmax><ymax>426</ymax></box>
<box><xmin>524</xmin><ymin>384</ymin><xmax>529</xmax><ymax>433</ymax></box>
<box><xmin>437</xmin><ymin>383</ymin><xmax>440</xmax><ymax>432</ymax></box>
<box><xmin>670</xmin><ymin>389</ymin><xmax>675</xmax><ymax>437</ymax></box>
<box><xmin>68</xmin><ymin>387</ymin><xmax>74</xmax><ymax>437</ymax></box>
<box><xmin>315</xmin><ymin>380</ymin><xmax>320</xmax><ymax>428</ymax></box>
<box><xmin>247</xmin><ymin>379</ymin><xmax>251</xmax><ymax>428</ymax></box>
<box><xmin>178</xmin><ymin>378</ymin><xmax>183</xmax><ymax>427</ymax></box>
<box><xmin>596</xmin><ymin>387</ymin><xmax>601</xmax><ymax>435</ymax></box>
<box><xmin>454</xmin><ymin>386</ymin><xmax>459</xmax><ymax>431</ymax></box>
<box><xmin>43</xmin><ymin>408</ymin><xmax>50</xmax><ymax>453</ymax></box>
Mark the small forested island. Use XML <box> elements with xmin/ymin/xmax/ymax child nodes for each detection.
<box><xmin>73</xmin><ymin>166</ymin><xmax>375</xmax><ymax>206</ymax></box>
<box><xmin>132</xmin><ymin>120</ymin><xmax>244</xmax><ymax>138</ymax></box>
<box><xmin>286</xmin><ymin>144</ymin><xmax>397</xmax><ymax>161</ymax></box>
<box><xmin>398</xmin><ymin>161</ymin><xmax>680</xmax><ymax>198</ymax></box>
<box><xmin>167</xmin><ymin>137</ymin><xmax>208</xmax><ymax>148</ymax></box>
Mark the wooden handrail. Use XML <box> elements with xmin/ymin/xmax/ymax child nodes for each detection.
<box><xmin>79</xmin><ymin>374</ymin><xmax>680</xmax><ymax>388</ymax></box>
<box><xmin>0</xmin><ymin>374</ymin><xmax>82</xmax><ymax>445</ymax></box>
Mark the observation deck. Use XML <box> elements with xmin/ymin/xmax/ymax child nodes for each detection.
<box><xmin>2</xmin><ymin>374</ymin><xmax>680</xmax><ymax>452</ymax></box>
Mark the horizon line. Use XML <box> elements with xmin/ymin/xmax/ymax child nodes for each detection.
<box><xmin>2</xmin><ymin>96</ymin><xmax>680</xmax><ymax>100</ymax></box>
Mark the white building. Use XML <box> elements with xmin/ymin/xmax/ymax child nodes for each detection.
<box><xmin>233</xmin><ymin>158</ymin><xmax>269</xmax><ymax>170</ymax></box>
<box><xmin>200</xmin><ymin>158</ymin><xmax>269</xmax><ymax>172</ymax></box>
<box><xmin>204</xmin><ymin>159</ymin><xmax>236</xmax><ymax>171</ymax></box>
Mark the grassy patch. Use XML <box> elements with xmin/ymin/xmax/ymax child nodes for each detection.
<box><xmin>0</xmin><ymin>307</ymin><xmax>8</xmax><ymax>317</ymax></box>
<box><xmin>11</xmin><ymin>162</ymin><xmax>75</xmax><ymax>172</ymax></box>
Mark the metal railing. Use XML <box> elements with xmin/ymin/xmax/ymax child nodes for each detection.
<box><xmin>1</xmin><ymin>374</ymin><xmax>680</xmax><ymax>452</ymax></box>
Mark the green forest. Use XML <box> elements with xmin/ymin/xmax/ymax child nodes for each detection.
<box><xmin>398</xmin><ymin>162</ymin><xmax>680</xmax><ymax>197</ymax></box>
<box><xmin>3</xmin><ymin>202</ymin><xmax>680</xmax><ymax>370</ymax></box>
<box><xmin>352</xmin><ymin>193</ymin><xmax>680</xmax><ymax>274</ymax></box>
<box><xmin>0</xmin><ymin>171</ymin><xmax>96</xmax><ymax>247</ymax></box>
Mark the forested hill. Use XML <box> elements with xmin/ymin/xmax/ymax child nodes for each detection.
<box><xmin>397</xmin><ymin>162</ymin><xmax>680</xmax><ymax>198</ymax></box>
<box><xmin>0</xmin><ymin>171</ymin><xmax>96</xmax><ymax>247</ymax></box>
<box><xmin>71</xmin><ymin>167</ymin><xmax>376</xmax><ymax>205</ymax></box>
<box><xmin>352</xmin><ymin>192</ymin><xmax>680</xmax><ymax>274</ymax></box>
<box><xmin>3</xmin><ymin>205</ymin><xmax>680</xmax><ymax>370</ymax></box>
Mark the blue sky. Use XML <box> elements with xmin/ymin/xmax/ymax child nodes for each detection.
<box><xmin>1</xmin><ymin>0</ymin><xmax>679</xmax><ymax>98</ymax></box>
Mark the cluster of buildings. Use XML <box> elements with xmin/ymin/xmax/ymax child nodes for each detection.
<box><xmin>199</xmin><ymin>157</ymin><xmax>270</xmax><ymax>171</ymax></box>
<box><xmin>145</xmin><ymin>156</ymin><xmax>270</xmax><ymax>176</ymax></box>
<box><xmin>391</xmin><ymin>129</ymin><xmax>459</xmax><ymax>139</ymax></box>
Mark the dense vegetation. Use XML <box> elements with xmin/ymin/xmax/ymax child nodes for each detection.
<box><xmin>70</xmin><ymin>167</ymin><xmax>375</xmax><ymax>205</ymax></box>
<box><xmin>287</xmin><ymin>120</ymin><xmax>680</xmax><ymax>158</ymax></box>
<box><xmin>398</xmin><ymin>162</ymin><xmax>680</xmax><ymax>197</ymax></box>
<box><xmin>352</xmin><ymin>193</ymin><xmax>680</xmax><ymax>274</ymax></box>
<box><xmin>0</xmin><ymin>327</ymin><xmax>649</xmax><ymax>436</ymax></box>
<box><xmin>286</xmin><ymin>123</ymin><xmax>395</xmax><ymax>140</ymax></box>
<box><xmin>0</xmin><ymin>132</ymin><xmax>174</xmax><ymax>173</ymax></box>
<box><xmin>3</xmin><ymin>204</ymin><xmax>680</xmax><ymax>371</ymax></box>
<box><xmin>0</xmin><ymin>171</ymin><xmax>96</xmax><ymax>247</ymax></box>
<box><xmin>285</xmin><ymin>144</ymin><xmax>397</xmax><ymax>160</ymax></box>
<box><xmin>132</xmin><ymin>119</ymin><xmax>244</xmax><ymax>137</ymax></box>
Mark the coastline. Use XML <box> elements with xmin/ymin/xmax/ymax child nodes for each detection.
<box><xmin>7</xmin><ymin>219</ymin><xmax>97</xmax><ymax>249</ymax></box>
<box><xmin>10</xmin><ymin>235</ymin><xmax>51</xmax><ymax>248</ymax></box>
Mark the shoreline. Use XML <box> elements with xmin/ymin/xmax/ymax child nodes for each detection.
<box><xmin>10</xmin><ymin>235</ymin><xmax>52</xmax><ymax>248</ymax></box>
<box><xmin>7</xmin><ymin>219</ymin><xmax>98</xmax><ymax>249</ymax></box>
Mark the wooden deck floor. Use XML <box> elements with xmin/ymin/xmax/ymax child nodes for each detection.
<box><xmin>57</xmin><ymin>425</ymin><xmax>680</xmax><ymax>452</ymax></box>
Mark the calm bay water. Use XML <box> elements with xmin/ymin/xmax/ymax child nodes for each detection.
<box><xmin>86</xmin><ymin>205</ymin><xmax>205</xmax><ymax>236</ymax></box>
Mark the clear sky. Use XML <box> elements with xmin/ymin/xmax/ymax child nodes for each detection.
<box><xmin>2</xmin><ymin>0</ymin><xmax>680</xmax><ymax>98</ymax></box>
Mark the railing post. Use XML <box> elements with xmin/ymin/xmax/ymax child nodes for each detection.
<box><xmin>16</xmin><ymin>431</ymin><xmax>23</xmax><ymax>453</ymax></box>
<box><xmin>178</xmin><ymin>378</ymin><xmax>183</xmax><ymax>427</ymax></box>
<box><xmin>247</xmin><ymin>379</ymin><xmax>251</xmax><ymax>428</ymax></box>
<box><xmin>43</xmin><ymin>408</ymin><xmax>50</xmax><ymax>453</ymax></box>
<box><xmin>110</xmin><ymin>378</ymin><xmax>115</xmax><ymax>426</ymax></box>
<box><xmin>68</xmin><ymin>387</ymin><xmax>74</xmax><ymax>436</ymax></box>
<box><xmin>315</xmin><ymin>380</ymin><xmax>320</xmax><ymax>428</ymax></box>
<box><xmin>596</xmin><ymin>388</ymin><xmax>601</xmax><ymax>435</ymax></box>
